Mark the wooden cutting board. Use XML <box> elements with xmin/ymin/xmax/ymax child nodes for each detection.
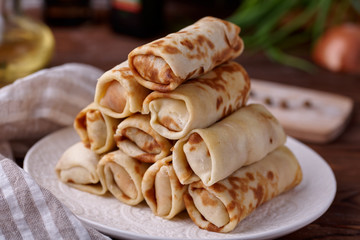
<box><xmin>248</xmin><ymin>79</ymin><xmax>354</xmax><ymax>144</ymax></box>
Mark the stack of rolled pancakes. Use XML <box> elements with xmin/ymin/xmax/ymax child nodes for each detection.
<box><xmin>55</xmin><ymin>16</ymin><xmax>302</xmax><ymax>233</ymax></box>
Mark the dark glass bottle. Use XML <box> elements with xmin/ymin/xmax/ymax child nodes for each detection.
<box><xmin>109</xmin><ymin>0</ymin><xmax>164</xmax><ymax>38</ymax></box>
<box><xmin>43</xmin><ymin>0</ymin><xmax>91</xmax><ymax>26</ymax></box>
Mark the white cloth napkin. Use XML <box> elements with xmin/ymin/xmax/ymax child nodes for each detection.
<box><xmin>0</xmin><ymin>63</ymin><xmax>111</xmax><ymax>239</ymax></box>
<box><xmin>0</xmin><ymin>63</ymin><xmax>102</xmax><ymax>158</ymax></box>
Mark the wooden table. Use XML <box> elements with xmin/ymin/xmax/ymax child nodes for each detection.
<box><xmin>33</xmin><ymin>8</ymin><xmax>360</xmax><ymax>240</ymax></box>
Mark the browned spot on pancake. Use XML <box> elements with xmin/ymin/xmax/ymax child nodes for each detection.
<box><xmin>206</xmin><ymin>150</ymin><xmax>210</xmax><ymax>157</ymax></box>
<box><xmin>226</xmin><ymin>201</ymin><xmax>236</xmax><ymax>212</ymax></box>
<box><xmin>75</xmin><ymin>112</ymin><xmax>87</xmax><ymax>138</ymax></box>
<box><xmin>188</xmin><ymin>132</ymin><xmax>203</xmax><ymax>144</ymax></box>
<box><xmin>67</xmin><ymin>179</ymin><xmax>75</xmax><ymax>184</ymax></box>
<box><xmin>164</xmin><ymin>45</ymin><xmax>181</xmax><ymax>54</ymax></box>
<box><xmin>211</xmin><ymin>182</ymin><xmax>227</xmax><ymax>193</ymax></box>
<box><xmin>143</xmin><ymin>138</ymin><xmax>161</xmax><ymax>153</ymax></box>
<box><xmin>186</xmin><ymin>45</ymin><xmax>208</xmax><ymax>60</ymax></box>
<box><xmin>198</xmin><ymin>67</ymin><xmax>205</xmax><ymax>75</ymax></box>
<box><xmin>149</xmin><ymin>68</ymin><xmax>160</xmax><ymax>82</ymax></box>
<box><xmin>267</xmin><ymin>171</ymin><xmax>274</xmax><ymax>181</ymax></box>
<box><xmin>251</xmin><ymin>184</ymin><xmax>264</xmax><ymax>207</ymax></box>
<box><xmin>136</xmin><ymin>153</ymin><xmax>156</xmax><ymax>163</ymax></box>
<box><xmin>222</xmin><ymin>105</ymin><xmax>233</xmax><ymax>118</ymax></box>
<box><xmin>120</xmin><ymin>128</ymin><xmax>161</xmax><ymax>155</ymax></box>
<box><xmin>197</xmin><ymin>76</ymin><xmax>226</xmax><ymax>92</ymax></box>
<box><xmin>216</xmin><ymin>96</ymin><xmax>223</xmax><ymax>110</ymax></box>
<box><xmin>228</xmin><ymin>176</ymin><xmax>249</xmax><ymax>193</ymax></box>
<box><xmin>229</xmin><ymin>190</ymin><xmax>237</xmax><ymax>200</ymax></box>
<box><xmin>159</xmin><ymin>116</ymin><xmax>181</xmax><ymax>132</ymax></box>
<box><xmin>113</xmin><ymin>134</ymin><xmax>123</xmax><ymax>143</ymax></box>
<box><xmin>196</xmin><ymin>62</ymin><xmax>242</xmax><ymax>96</ymax></box>
<box><xmin>232</xmin><ymin>39</ymin><xmax>243</xmax><ymax>52</ymax></box>
<box><xmin>185</xmin><ymin>68</ymin><xmax>198</xmax><ymax>80</ymax></box>
<box><xmin>212</xmin><ymin>48</ymin><xmax>232</xmax><ymax>65</ymax></box>
<box><xmin>134</xmin><ymin>165</ymin><xmax>141</xmax><ymax>175</ymax></box>
<box><xmin>151</xmin><ymin>39</ymin><xmax>165</xmax><ymax>46</ymax></box>
<box><xmin>163</xmin><ymin>68</ymin><xmax>176</xmax><ymax>84</ymax></box>
<box><xmin>180</xmin><ymin>39</ymin><xmax>194</xmax><ymax>50</ymax></box>
<box><xmin>205</xmin><ymin>222</ymin><xmax>223</xmax><ymax>232</ymax></box>
<box><xmin>246</xmin><ymin>172</ymin><xmax>254</xmax><ymax>181</ymax></box>
<box><xmin>269</xmin><ymin>137</ymin><xmax>273</xmax><ymax>144</ymax></box>
<box><xmin>145</xmin><ymin>187</ymin><xmax>156</xmax><ymax>205</ymax></box>
<box><xmin>189</xmin><ymin>146</ymin><xmax>196</xmax><ymax>152</ymax></box>
<box><xmin>194</xmin><ymin>35</ymin><xmax>215</xmax><ymax>50</ymax></box>
<box><xmin>121</xmin><ymin>194</ymin><xmax>131</xmax><ymax>201</ymax></box>
<box><xmin>87</xmin><ymin>109</ymin><xmax>104</xmax><ymax>122</ymax></box>
<box><xmin>199</xmin><ymin>190</ymin><xmax>218</xmax><ymax>207</ymax></box>
<box><xmin>235</xmin><ymin>91</ymin><xmax>247</xmax><ymax>106</ymax></box>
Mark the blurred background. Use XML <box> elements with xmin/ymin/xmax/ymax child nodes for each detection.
<box><xmin>1</xmin><ymin>0</ymin><xmax>359</xmax><ymax>86</ymax></box>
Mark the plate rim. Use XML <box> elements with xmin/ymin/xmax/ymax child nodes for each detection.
<box><xmin>24</xmin><ymin>127</ymin><xmax>337</xmax><ymax>240</ymax></box>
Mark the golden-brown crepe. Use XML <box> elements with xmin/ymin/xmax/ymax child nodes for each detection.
<box><xmin>141</xmin><ymin>156</ymin><xmax>188</xmax><ymax>219</ymax></box>
<box><xmin>173</xmin><ymin>104</ymin><xmax>287</xmax><ymax>186</ymax></box>
<box><xmin>128</xmin><ymin>16</ymin><xmax>244</xmax><ymax>92</ymax></box>
<box><xmin>55</xmin><ymin>142</ymin><xmax>107</xmax><ymax>195</ymax></box>
<box><xmin>97</xmin><ymin>149</ymin><xmax>150</xmax><ymax>205</ymax></box>
<box><xmin>184</xmin><ymin>145</ymin><xmax>303</xmax><ymax>233</ymax></box>
<box><xmin>114</xmin><ymin>114</ymin><xmax>173</xmax><ymax>163</ymax></box>
<box><xmin>142</xmin><ymin>61</ymin><xmax>250</xmax><ymax>140</ymax></box>
<box><xmin>94</xmin><ymin>61</ymin><xmax>150</xmax><ymax>118</ymax></box>
<box><xmin>74</xmin><ymin>102</ymin><xmax>121</xmax><ymax>154</ymax></box>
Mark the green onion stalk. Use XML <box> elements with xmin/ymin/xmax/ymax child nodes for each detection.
<box><xmin>227</xmin><ymin>0</ymin><xmax>360</xmax><ymax>72</ymax></box>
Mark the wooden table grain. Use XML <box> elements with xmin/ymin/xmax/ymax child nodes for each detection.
<box><xmin>40</xmin><ymin>11</ymin><xmax>360</xmax><ymax>240</ymax></box>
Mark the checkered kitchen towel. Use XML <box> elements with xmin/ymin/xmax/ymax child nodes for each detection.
<box><xmin>0</xmin><ymin>63</ymin><xmax>110</xmax><ymax>240</ymax></box>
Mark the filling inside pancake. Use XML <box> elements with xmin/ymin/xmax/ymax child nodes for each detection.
<box><xmin>133</xmin><ymin>55</ymin><xmax>179</xmax><ymax>84</ymax></box>
<box><xmin>151</xmin><ymin>98</ymin><xmax>189</xmax><ymax>132</ymax></box>
<box><xmin>100</xmin><ymin>80</ymin><xmax>127</xmax><ymax>113</ymax></box>
<box><xmin>86</xmin><ymin>110</ymin><xmax>107</xmax><ymax>150</ymax></box>
<box><xmin>154</xmin><ymin>166</ymin><xmax>172</xmax><ymax>216</ymax></box>
<box><xmin>183</xmin><ymin>133</ymin><xmax>211</xmax><ymax>182</ymax></box>
<box><xmin>106</xmin><ymin>162</ymin><xmax>137</xmax><ymax>199</ymax></box>
<box><xmin>119</xmin><ymin>127</ymin><xmax>161</xmax><ymax>156</ymax></box>
<box><xmin>190</xmin><ymin>187</ymin><xmax>229</xmax><ymax>228</ymax></box>
<box><xmin>60</xmin><ymin>167</ymin><xmax>94</xmax><ymax>185</ymax></box>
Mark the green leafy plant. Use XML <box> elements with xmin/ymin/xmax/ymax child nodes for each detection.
<box><xmin>227</xmin><ymin>0</ymin><xmax>360</xmax><ymax>72</ymax></box>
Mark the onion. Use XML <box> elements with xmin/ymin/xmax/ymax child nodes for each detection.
<box><xmin>312</xmin><ymin>23</ymin><xmax>360</xmax><ymax>74</ymax></box>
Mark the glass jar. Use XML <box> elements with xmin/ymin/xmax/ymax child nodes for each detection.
<box><xmin>0</xmin><ymin>0</ymin><xmax>55</xmax><ymax>87</ymax></box>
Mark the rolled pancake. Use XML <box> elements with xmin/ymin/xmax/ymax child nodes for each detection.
<box><xmin>97</xmin><ymin>149</ymin><xmax>150</xmax><ymax>205</ymax></box>
<box><xmin>142</xmin><ymin>61</ymin><xmax>250</xmax><ymax>140</ymax></box>
<box><xmin>55</xmin><ymin>142</ymin><xmax>107</xmax><ymax>195</ymax></box>
<box><xmin>94</xmin><ymin>61</ymin><xmax>150</xmax><ymax>118</ymax></box>
<box><xmin>114</xmin><ymin>114</ymin><xmax>173</xmax><ymax>163</ymax></box>
<box><xmin>184</xmin><ymin>145</ymin><xmax>303</xmax><ymax>233</ymax></box>
<box><xmin>74</xmin><ymin>102</ymin><xmax>121</xmax><ymax>154</ymax></box>
<box><xmin>128</xmin><ymin>16</ymin><xmax>244</xmax><ymax>92</ymax></box>
<box><xmin>173</xmin><ymin>104</ymin><xmax>287</xmax><ymax>186</ymax></box>
<box><xmin>142</xmin><ymin>156</ymin><xmax>188</xmax><ymax>219</ymax></box>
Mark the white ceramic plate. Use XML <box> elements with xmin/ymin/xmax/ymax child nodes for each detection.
<box><xmin>24</xmin><ymin>127</ymin><xmax>336</xmax><ymax>240</ymax></box>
